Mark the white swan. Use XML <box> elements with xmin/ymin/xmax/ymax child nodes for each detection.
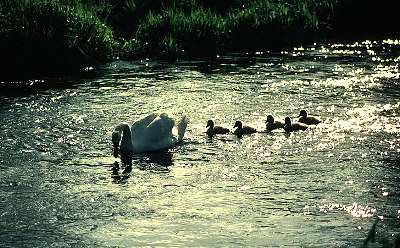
<box><xmin>112</xmin><ymin>112</ymin><xmax>188</xmax><ymax>157</ymax></box>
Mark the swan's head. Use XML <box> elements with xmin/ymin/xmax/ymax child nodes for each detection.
<box><xmin>266</xmin><ymin>115</ymin><xmax>274</xmax><ymax>123</ymax></box>
<box><xmin>206</xmin><ymin>120</ymin><xmax>215</xmax><ymax>128</ymax></box>
<box><xmin>112</xmin><ymin>131</ymin><xmax>121</xmax><ymax>143</ymax></box>
<box><xmin>299</xmin><ymin>110</ymin><xmax>308</xmax><ymax>117</ymax></box>
<box><xmin>233</xmin><ymin>121</ymin><xmax>243</xmax><ymax>129</ymax></box>
<box><xmin>284</xmin><ymin>117</ymin><xmax>292</xmax><ymax>125</ymax></box>
<box><xmin>112</xmin><ymin>123</ymin><xmax>129</xmax><ymax>157</ymax></box>
<box><xmin>112</xmin><ymin>131</ymin><xmax>121</xmax><ymax>158</ymax></box>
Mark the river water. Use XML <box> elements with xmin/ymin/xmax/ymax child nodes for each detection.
<box><xmin>1</xmin><ymin>40</ymin><xmax>399</xmax><ymax>247</ymax></box>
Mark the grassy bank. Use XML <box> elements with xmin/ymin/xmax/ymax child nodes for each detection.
<box><xmin>0</xmin><ymin>0</ymin><xmax>399</xmax><ymax>78</ymax></box>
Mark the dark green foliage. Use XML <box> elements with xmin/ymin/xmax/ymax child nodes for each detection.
<box><xmin>135</xmin><ymin>0</ymin><xmax>335</xmax><ymax>55</ymax></box>
<box><xmin>0</xmin><ymin>0</ymin><xmax>399</xmax><ymax>78</ymax></box>
<box><xmin>0</xmin><ymin>0</ymin><xmax>123</xmax><ymax>78</ymax></box>
<box><xmin>225</xmin><ymin>0</ymin><xmax>325</xmax><ymax>51</ymax></box>
<box><xmin>136</xmin><ymin>7</ymin><xmax>227</xmax><ymax>57</ymax></box>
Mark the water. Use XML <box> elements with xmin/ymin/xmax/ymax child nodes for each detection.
<box><xmin>1</xmin><ymin>40</ymin><xmax>399</xmax><ymax>247</ymax></box>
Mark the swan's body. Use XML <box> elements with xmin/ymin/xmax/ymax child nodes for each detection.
<box><xmin>284</xmin><ymin>117</ymin><xmax>308</xmax><ymax>132</ymax></box>
<box><xmin>206</xmin><ymin>120</ymin><xmax>230</xmax><ymax>135</ymax></box>
<box><xmin>266</xmin><ymin>115</ymin><xmax>285</xmax><ymax>131</ymax></box>
<box><xmin>112</xmin><ymin>113</ymin><xmax>187</xmax><ymax>156</ymax></box>
<box><xmin>298</xmin><ymin>110</ymin><xmax>322</xmax><ymax>125</ymax></box>
<box><xmin>233</xmin><ymin>121</ymin><xmax>258</xmax><ymax>135</ymax></box>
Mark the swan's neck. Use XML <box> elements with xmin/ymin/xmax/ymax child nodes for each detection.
<box><xmin>121</xmin><ymin>130</ymin><xmax>134</xmax><ymax>153</ymax></box>
<box><xmin>115</xmin><ymin>123</ymin><xmax>134</xmax><ymax>152</ymax></box>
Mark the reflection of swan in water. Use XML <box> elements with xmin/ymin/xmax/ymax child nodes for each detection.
<box><xmin>112</xmin><ymin>151</ymin><xmax>174</xmax><ymax>182</ymax></box>
<box><xmin>112</xmin><ymin>160</ymin><xmax>132</xmax><ymax>183</ymax></box>
<box><xmin>136</xmin><ymin>152</ymin><xmax>173</xmax><ymax>171</ymax></box>
<box><xmin>112</xmin><ymin>112</ymin><xmax>188</xmax><ymax>157</ymax></box>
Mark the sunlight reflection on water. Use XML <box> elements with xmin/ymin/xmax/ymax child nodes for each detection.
<box><xmin>303</xmin><ymin>202</ymin><xmax>377</xmax><ymax>218</ymax></box>
<box><xmin>0</xmin><ymin>40</ymin><xmax>399</xmax><ymax>247</ymax></box>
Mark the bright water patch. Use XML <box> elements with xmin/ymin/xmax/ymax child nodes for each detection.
<box><xmin>0</xmin><ymin>40</ymin><xmax>399</xmax><ymax>247</ymax></box>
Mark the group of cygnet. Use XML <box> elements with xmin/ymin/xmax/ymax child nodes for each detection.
<box><xmin>206</xmin><ymin>110</ymin><xmax>322</xmax><ymax>136</ymax></box>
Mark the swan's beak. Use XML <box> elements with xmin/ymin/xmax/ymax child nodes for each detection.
<box><xmin>113</xmin><ymin>142</ymin><xmax>119</xmax><ymax>158</ymax></box>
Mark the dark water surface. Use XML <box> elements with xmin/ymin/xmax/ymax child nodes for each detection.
<box><xmin>1</xmin><ymin>40</ymin><xmax>399</xmax><ymax>247</ymax></box>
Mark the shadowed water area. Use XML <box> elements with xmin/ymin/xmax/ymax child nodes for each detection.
<box><xmin>0</xmin><ymin>40</ymin><xmax>399</xmax><ymax>247</ymax></box>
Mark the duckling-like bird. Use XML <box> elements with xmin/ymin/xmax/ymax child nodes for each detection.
<box><xmin>206</xmin><ymin>120</ymin><xmax>230</xmax><ymax>135</ymax></box>
<box><xmin>233</xmin><ymin>121</ymin><xmax>258</xmax><ymax>135</ymax></box>
<box><xmin>298</xmin><ymin>110</ymin><xmax>322</xmax><ymax>125</ymax></box>
<box><xmin>265</xmin><ymin>115</ymin><xmax>285</xmax><ymax>131</ymax></box>
<box><xmin>284</xmin><ymin>117</ymin><xmax>308</xmax><ymax>132</ymax></box>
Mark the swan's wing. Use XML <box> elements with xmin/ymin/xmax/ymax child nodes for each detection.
<box><xmin>143</xmin><ymin>114</ymin><xmax>175</xmax><ymax>143</ymax></box>
<box><xmin>130</xmin><ymin>113</ymin><xmax>186</xmax><ymax>152</ymax></box>
<box><xmin>131</xmin><ymin>113</ymin><xmax>175</xmax><ymax>141</ymax></box>
<box><xmin>130</xmin><ymin>113</ymin><xmax>159</xmax><ymax>143</ymax></box>
<box><xmin>173</xmin><ymin>115</ymin><xmax>188</xmax><ymax>142</ymax></box>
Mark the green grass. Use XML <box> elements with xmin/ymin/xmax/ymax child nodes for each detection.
<box><xmin>0</xmin><ymin>0</ymin><xmax>111</xmax><ymax>77</ymax></box>
<box><xmin>0</xmin><ymin>0</ymin><xmax>399</xmax><ymax>78</ymax></box>
<box><xmin>0</xmin><ymin>0</ymin><xmax>134</xmax><ymax>78</ymax></box>
<box><xmin>136</xmin><ymin>7</ymin><xmax>227</xmax><ymax>57</ymax></box>
<box><xmin>135</xmin><ymin>0</ymin><xmax>335</xmax><ymax>56</ymax></box>
<box><xmin>225</xmin><ymin>0</ymin><xmax>330</xmax><ymax>50</ymax></box>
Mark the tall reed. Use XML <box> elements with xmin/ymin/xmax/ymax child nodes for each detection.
<box><xmin>136</xmin><ymin>6</ymin><xmax>226</xmax><ymax>57</ymax></box>
<box><xmin>135</xmin><ymin>0</ymin><xmax>334</xmax><ymax>56</ymax></box>
<box><xmin>0</xmin><ymin>0</ymin><xmax>399</xmax><ymax>78</ymax></box>
<box><xmin>0</xmin><ymin>0</ymin><xmax>124</xmax><ymax>78</ymax></box>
